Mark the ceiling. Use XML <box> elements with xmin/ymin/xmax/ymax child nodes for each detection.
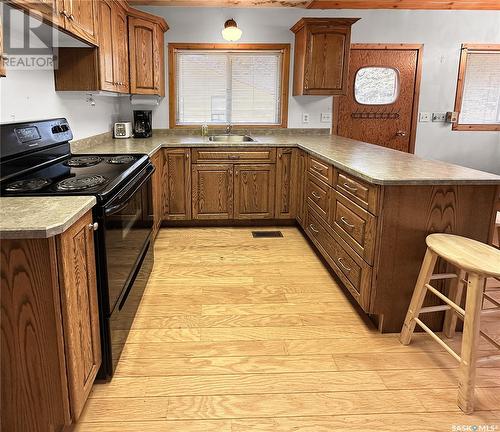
<box><xmin>128</xmin><ymin>0</ymin><xmax>500</xmax><ymax>9</ymax></box>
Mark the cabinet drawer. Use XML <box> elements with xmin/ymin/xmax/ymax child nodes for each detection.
<box><xmin>308</xmin><ymin>155</ymin><xmax>333</xmax><ymax>185</ymax></box>
<box><xmin>305</xmin><ymin>205</ymin><xmax>372</xmax><ymax>311</ymax></box>
<box><xmin>335</xmin><ymin>170</ymin><xmax>379</xmax><ymax>214</ymax></box>
<box><xmin>330</xmin><ymin>190</ymin><xmax>377</xmax><ymax>265</ymax></box>
<box><xmin>193</xmin><ymin>148</ymin><xmax>276</xmax><ymax>163</ymax></box>
<box><xmin>306</xmin><ymin>173</ymin><xmax>330</xmax><ymax>220</ymax></box>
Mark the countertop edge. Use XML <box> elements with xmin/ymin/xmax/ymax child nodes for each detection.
<box><xmin>0</xmin><ymin>196</ymin><xmax>96</xmax><ymax>240</ymax></box>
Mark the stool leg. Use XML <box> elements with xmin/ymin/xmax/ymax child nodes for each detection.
<box><xmin>443</xmin><ymin>269</ymin><xmax>466</xmax><ymax>339</ymax></box>
<box><xmin>400</xmin><ymin>248</ymin><xmax>438</xmax><ymax>345</ymax></box>
<box><xmin>457</xmin><ymin>273</ymin><xmax>484</xmax><ymax>414</ymax></box>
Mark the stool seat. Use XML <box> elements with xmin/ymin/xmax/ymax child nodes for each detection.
<box><xmin>426</xmin><ymin>234</ymin><xmax>500</xmax><ymax>278</ymax></box>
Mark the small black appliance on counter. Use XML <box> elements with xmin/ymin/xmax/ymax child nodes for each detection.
<box><xmin>133</xmin><ymin>110</ymin><xmax>152</xmax><ymax>138</ymax></box>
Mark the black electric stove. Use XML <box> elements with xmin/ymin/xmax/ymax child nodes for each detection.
<box><xmin>0</xmin><ymin>118</ymin><xmax>155</xmax><ymax>380</ymax></box>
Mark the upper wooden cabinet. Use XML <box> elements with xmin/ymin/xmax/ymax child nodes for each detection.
<box><xmin>128</xmin><ymin>11</ymin><xmax>167</xmax><ymax>96</ymax></box>
<box><xmin>0</xmin><ymin>18</ymin><xmax>6</xmax><ymax>77</ymax></box>
<box><xmin>8</xmin><ymin>0</ymin><xmax>63</xmax><ymax>27</ymax></box>
<box><xmin>291</xmin><ymin>18</ymin><xmax>359</xmax><ymax>96</ymax></box>
<box><xmin>58</xmin><ymin>0</ymin><xmax>98</xmax><ymax>45</ymax></box>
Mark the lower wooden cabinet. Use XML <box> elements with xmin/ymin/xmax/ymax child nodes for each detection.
<box><xmin>295</xmin><ymin>149</ymin><xmax>307</xmax><ymax>226</ymax></box>
<box><xmin>275</xmin><ymin>148</ymin><xmax>296</xmax><ymax>219</ymax></box>
<box><xmin>1</xmin><ymin>210</ymin><xmax>101</xmax><ymax>431</ymax></box>
<box><xmin>151</xmin><ymin>150</ymin><xmax>165</xmax><ymax>236</ymax></box>
<box><xmin>164</xmin><ymin>149</ymin><xmax>192</xmax><ymax>220</ymax></box>
<box><xmin>234</xmin><ymin>164</ymin><xmax>276</xmax><ymax>219</ymax></box>
<box><xmin>192</xmin><ymin>164</ymin><xmax>234</xmax><ymax>220</ymax></box>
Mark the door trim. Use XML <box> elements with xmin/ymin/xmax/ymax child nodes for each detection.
<box><xmin>332</xmin><ymin>43</ymin><xmax>424</xmax><ymax>154</ymax></box>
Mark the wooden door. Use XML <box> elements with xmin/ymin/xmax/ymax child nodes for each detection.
<box><xmin>111</xmin><ymin>3</ymin><xmax>129</xmax><ymax>93</ymax></box>
<box><xmin>56</xmin><ymin>211</ymin><xmax>101</xmax><ymax>421</ymax></box>
<box><xmin>192</xmin><ymin>164</ymin><xmax>234</xmax><ymax>220</ymax></box>
<box><xmin>62</xmin><ymin>0</ymin><xmax>98</xmax><ymax>45</ymax></box>
<box><xmin>275</xmin><ymin>148</ymin><xmax>296</xmax><ymax>219</ymax></box>
<box><xmin>296</xmin><ymin>150</ymin><xmax>307</xmax><ymax>226</ymax></box>
<box><xmin>97</xmin><ymin>0</ymin><xmax>116</xmax><ymax>92</ymax></box>
<box><xmin>335</xmin><ymin>45</ymin><xmax>422</xmax><ymax>153</ymax></box>
<box><xmin>234</xmin><ymin>164</ymin><xmax>275</xmax><ymax>220</ymax></box>
<box><xmin>129</xmin><ymin>17</ymin><xmax>160</xmax><ymax>95</ymax></box>
<box><xmin>164</xmin><ymin>149</ymin><xmax>192</xmax><ymax>220</ymax></box>
<box><xmin>306</xmin><ymin>25</ymin><xmax>350</xmax><ymax>94</ymax></box>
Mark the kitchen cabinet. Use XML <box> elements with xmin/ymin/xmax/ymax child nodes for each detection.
<box><xmin>164</xmin><ymin>149</ymin><xmax>192</xmax><ymax>221</ymax></box>
<box><xmin>151</xmin><ymin>150</ymin><xmax>164</xmax><ymax>237</ymax></box>
<box><xmin>275</xmin><ymin>148</ymin><xmax>296</xmax><ymax>219</ymax></box>
<box><xmin>0</xmin><ymin>18</ymin><xmax>6</xmax><ymax>77</ymax></box>
<box><xmin>58</xmin><ymin>0</ymin><xmax>98</xmax><ymax>45</ymax></box>
<box><xmin>192</xmin><ymin>164</ymin><xmax>234</xmax><ymax>220</ymax></box>
<box><xmin>1</xmin><ymin>210</ymin><xmax>100</xmax><ymax>431</ymax></box>
<box><xmin>128</xmin><ymin>14</ymin><xmax>166</xmax><ymax>96</ymax></box>
<box><xmin>234</xmin><ymin>164</ymin><xmax>276</xmax><ymax>220</ymax></box>
<box><xmin>56</xmin><ymin>211</ymin><xmax>101</xmax><ymax>420</ymax></box>
<box><xmin>290</xmin><ymin>18</ymin><xmax>359</xmax><ymax>96</ymax></box>
<box><xmin>295</xmin><ymin>149</ymin><xmax>307</xmax><ymax>226</ymax></box>
<box><xmin>9</xmin><ymin>0</ymin><xmax>63</xmax><ymax>27</ymax></box>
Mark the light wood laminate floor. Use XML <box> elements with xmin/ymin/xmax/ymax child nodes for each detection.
<box><xmin>76</xmin><ymin>227</ymin><xmax>500</xmax><ymax>431</ymax></box>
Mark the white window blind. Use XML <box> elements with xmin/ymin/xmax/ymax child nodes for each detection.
<box><xmin>459</xmin><ymin>51</ymin><xmax>500</xmax><ymax>125</ymax></box>
<box><xmin>175</xmin><ymin>50</ymin><xmax>282</xmax><ymax>125</ymax></box>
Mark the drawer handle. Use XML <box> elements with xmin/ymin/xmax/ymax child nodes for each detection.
<box><xmin>340</xmin><ymin>216</ymin><xmax>355</xmax><ymax>229</ymax></box>
<box><xmin>337</xmin><ymin>257</ymin><xmax>352</xmax><ymax>272</ymax></box>
<box><xmin>311</xmin><ymin>165</ymin><xmax>324</xmax><ymax>172</ymax></box>
<box><xmin>309</xmin><ymin>224</ymin><xmax>319</xmax><ymax>233</ymax></box>
<box><xmin>343</xmin><ymin>182</ymin><xmax>358</xmax><ymax>193</ymax></box>
<box><xmin>228</xmin><ymin>155</ymin><xmax>240</xmax><ymax>160</ymax></box>
<box><xmin>311</xmin><ymin>191</ymin><xmax>321</xmax><ymax>200</ymax></box>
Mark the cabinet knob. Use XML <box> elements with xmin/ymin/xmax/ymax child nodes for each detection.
<box><xmin>60</xmin><ymin>10</ymin><xmax>69</xmax><ymax>17</ymax></box>
<box><xmin>88</xmin><ymin>222</ymin><xmax>99</xmax><ymax>231</ymax></box>
<box><xmin>396</xmin><ymin>130</ymin><xmax>407</xmax><ymax>137</ymax></box>
<box><xmin>68</xmin><ymin>13</ymin><xmax>74</xmax><ymax>21</ymax></box>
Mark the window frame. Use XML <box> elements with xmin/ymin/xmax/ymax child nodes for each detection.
<box><xmin>168</xmin><ymin>43</ymin><xmax>290</xmax><ymax>129</ymax></box>
<box><xmin>453</xmin><ymin>43</ymin><xmax>500</xmax><ymax>132</ymax></box>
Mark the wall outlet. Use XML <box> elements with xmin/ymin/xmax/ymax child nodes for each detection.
<box><xmin>419</xmin><ymin>112</ymin><xmax>431</xmax><ymax>122</ymax></box>
<box><xmin>302</xmin><ymin>113</ymin><xmax>310</xmax><ymax>124</ymax></box>
<box><xmin>432</xmin><ymin>112</ymin><xmax>446</xmax><ymax>122</ymax></box>
<box><xmin>320</xmin><ymin>112</ymin><xmax>332</xmax><ymax>123</ymax></box>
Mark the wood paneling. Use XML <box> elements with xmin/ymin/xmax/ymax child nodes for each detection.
<box><xmin>275</xmin><ymin>148</ymin><xmax>296</xmax><ymax>219</ymax></box>
<box><xmin>164</xmin><ymin>149</ymin><xmax>192</xmax><ymax>220</ymax></box>
<box><xmin>192</xmin><ymin>164</ymin><xmax>234</xmax><ymax>220</ymax></box>
<box><xmin>291</xmin><ymin>18</ymin><xmax>358</xmax><ymax>96</ymax></box>
<box><xmin>56</xmin><ymin>211</ymin><xmax>101</xmax><ymax>420</ymax></box>
<box><xmin>234</xmin><ymin>164</ymin><xmax>276</xmax><ymax>219</ymax></box>
<box><xmin>1</xmin><ymin>237</ymin><xmax>70</xmax><ymax>432</ymax></box>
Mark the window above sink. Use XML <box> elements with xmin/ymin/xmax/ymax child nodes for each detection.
<box><xmin>169</xmin><ymin>43</ymin><xmax>290</xmax><ymax>129</ymax></box>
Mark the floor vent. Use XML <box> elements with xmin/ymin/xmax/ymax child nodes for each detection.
<box><xmin>252</xmin><ymin>231</ymin><xmax>283</xmax><ymax>238</ymax></box>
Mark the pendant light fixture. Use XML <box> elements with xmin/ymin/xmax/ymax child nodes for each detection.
<box><xmin>222</xmin><ymin>19</ymin><xmax>242</xmax><ymax>42</ymax></box>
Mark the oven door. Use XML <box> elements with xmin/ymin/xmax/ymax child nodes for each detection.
<box><xmin>102</xmin><ymin>165</ymin><xmax>154</xmax><ymax>314</ymax></box>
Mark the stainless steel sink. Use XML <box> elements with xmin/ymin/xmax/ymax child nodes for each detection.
<box><xmin>208</xmin><ymin>135</ymin><xmax>256</xmax><ymax>143</ymax></box>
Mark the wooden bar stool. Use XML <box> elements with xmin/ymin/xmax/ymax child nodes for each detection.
<box><xmin>400</xmin><ymin>233</ymin><xmax>500</xmax><ymax>414</ymax></box>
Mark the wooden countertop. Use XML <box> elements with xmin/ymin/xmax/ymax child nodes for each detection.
<box><xmin>0</xmin><ymin>196</ymin><xmax>96</xmax><ymax>239</ymax></box>
<box><xmin>72</xmin><ymin>133</ymin><xmax>500</xmax><ymax>186</ymax></box>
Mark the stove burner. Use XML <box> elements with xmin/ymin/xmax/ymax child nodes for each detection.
<box><xmin>107</xmin><ymin>155</ymin><xmax>137</xmax><ymax>165</ymax></box>
<box><xmin>4</xmin><ymin>178</ymin><xmax>52</xmax><ymax>192</ymax></box>
<box><xmin>65</xmin><ymin>156</ymin><xmax>103</xmax><ymax>167</ymax></box>
<box><xmin>55</xmin><ymin>175</ymin><xmax>107</xmax><ymax>191</ymax></box>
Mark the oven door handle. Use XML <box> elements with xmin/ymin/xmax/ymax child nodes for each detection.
<box><xmin>104</xmin><ymin>164</ymin><xmax>154</xmax><ymax>216</ymax></box>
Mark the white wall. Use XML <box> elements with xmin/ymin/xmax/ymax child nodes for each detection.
<box><xmin>121</xmin><ymin>7</ymin><xmax>500</xmax><ymax>174</ymax></box>
<box><xmin>0</xmin><ymin>70</ymin><xmax>122</xmax><ymax>140</ymax></box>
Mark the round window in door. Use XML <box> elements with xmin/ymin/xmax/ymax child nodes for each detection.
<box><xmin>354</xmin><ymin>67</ymin><xmax>400</xmax><ymax>105</ymax></box>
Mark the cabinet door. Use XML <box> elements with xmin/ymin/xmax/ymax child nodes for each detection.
<box><xmin>56</xmin><ymin>211</ymin><xmax>101</xmax><ymax>421</ymax></box>
<box><xmin>164</xmin><ymin>149</ymin><xmax>192</xmax><ymax>220</ymax></box>
<box><xmin>10</xmin><ymin>0</ymin><xmax>62</xmax><ymax>26</ymax></box>
<box><xmin>305</xmin><ymin>26</ymin><xmax>350</xmax><ymax>94</ymax></box>
<box><xmin>111</xmin><ymin>2</ymin><xmax>129</xmax><ymax>93</ymax></box>
<box><xmin>151</xmin><ymin>151</ymin><xmax>164</xmax><ymax>237</ymax></box>
<box><xmin>129</xmin><ymin>17</ymin><xmax>162</xmax><ymax>95</ymax></box>
<box><xmin>62</xmin><ymin>0</ymin><xmax>98</xmax><ymax>45</ymax></box>
<box><xmin>0</xmin><ymin>18</ymin><xmax>5</xmax><ymax>77</ymax></box>
<box><xmin>275</xmin><ymin>148</ymin><xmax>296</xmax><ymax>219</ymax></box>
<box><xmin>296</xmin><ymin>150</ymin><xmax>307</xmax><ymax>226</ymax></box>
<box><xmin>192</xmin><ymin>164</ymin><xmax>233</xmax><ymax>220</ymax></box>
<box><xmin>234</xmin><ymin>164</ymin><xmax>275</xmax><ymax>220</ymax></box>
<box><xmin>97</xmin><ymin>0</ymin><xmax>116</xmax><ymax>92</ymax></box>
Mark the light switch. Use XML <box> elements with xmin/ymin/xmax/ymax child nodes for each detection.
<box><xmin>432</xmin><ymin>113</ymin><xmax>446</xmax><ymax>122</ymax></box>
<box><xmin>419</xmin><ymin>112</ymin><xmax>431</xmax><ymax>122</ymax></box>
<box><xmin>320</xmin><ymin>112</ymin><xmax>332</xmax><ymax>123</ymax></box>
<box><xmin>302</xmin><ymin>113</ymin><xmax>310</xmax><ymax>123</ymax></box>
